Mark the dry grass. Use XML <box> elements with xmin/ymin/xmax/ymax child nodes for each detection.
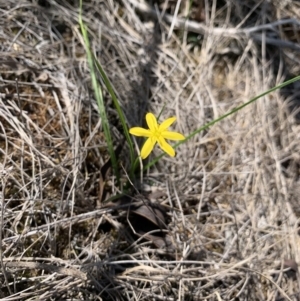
<box><xmin>1</xmin><ymin>0</ymin><xmax>300</xmax><ymax>300</ymax></box>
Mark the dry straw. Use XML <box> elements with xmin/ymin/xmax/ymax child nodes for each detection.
<box><xmin>1</xmin><ymin>0</ymin><xmax>300</xmax><ymax>300</ymax></box>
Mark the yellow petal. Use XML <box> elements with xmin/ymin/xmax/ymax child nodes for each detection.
<box><xmin>158</xmin><ymin>137</ymin><xmax>175</xmax><ymax>157</ymax></box>
<box><xmin>161</xmin><ymin>131</ymin><xmax>185</xmax><ymax>141</ymax></box>
<box><xmin>129</xmin><ymin>127</ymin><xmax>152</xmax><ymax>137</ymax></box>
<box><xmin>146</xmin><ymin>113</ymin><xmax>158</xmax><ymax>132</ymax></box>
<box><xmin>159</xmin><ymin>116</ymin><xmax>176</xmax><ymax>131</ymax></box>
<box><xmin>140</xmin><ymin>137</ymin><xmax>156</xmax><ymax>159</ymax></box>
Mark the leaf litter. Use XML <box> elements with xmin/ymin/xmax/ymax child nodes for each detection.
<box><xmin>1</xmin><ymin>0</ymin><xmax>300</xmax><ymax>300</ymax></box>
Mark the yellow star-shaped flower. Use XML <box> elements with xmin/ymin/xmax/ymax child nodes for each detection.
<box><xmin>129</xmin><ymin>113</ymin><xmax>185</xmax><ymax>159</ymax></box>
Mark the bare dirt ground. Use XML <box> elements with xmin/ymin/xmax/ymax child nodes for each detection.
<box><xmin>1</xmin><ymin>0</ymin><xmax>300</xmax><ymax>300</ymax></box>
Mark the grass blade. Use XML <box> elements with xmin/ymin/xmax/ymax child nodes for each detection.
<box><xmin>79</xmin><ymin>0</ymin><xmax>119</xmax><ymax>182</ymax></box>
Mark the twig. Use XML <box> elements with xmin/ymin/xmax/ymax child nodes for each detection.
<box><xmin>4</xmin><ymin>261</ymin><xmax>87</xmax><ymax>280</ymax></box>
<box><xmin>128</xmin><ymin>0</ymin><xmax>300</xmax><ymax>50</ymax></box>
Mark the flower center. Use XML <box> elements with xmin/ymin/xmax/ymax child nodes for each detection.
<box><xmin>152</xmin><ymin>129</ymin><xmax>161</xmax><ymax>139</ymax></box>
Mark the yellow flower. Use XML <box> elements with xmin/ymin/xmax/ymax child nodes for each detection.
<box><xmin>129</xmin><ymin>113</ymin><xmax>185</xmax><ymax>159</ymax></box>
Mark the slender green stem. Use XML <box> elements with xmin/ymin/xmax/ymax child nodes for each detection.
<box><xmin>144</xmin><ymin>75</ymin><xmax>300</xmax><ymax>171</ymax></box>
<box><xmin>157</xmin><ymin>103</ymin><xmax>166</xmax><ymax>122</ymax></box>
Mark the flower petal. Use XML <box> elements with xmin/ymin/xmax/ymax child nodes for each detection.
<box><xmin>146</xmin><ymin>113</ymin><xmax>158</xmax><ymax>131</ymax></box>
<box><xmin>158</xmin><ymin>116</ymin><xmax>176</xmax><ymax>131</ymax></box>
<box><xmin>129</xmin><ymin>127</ymin><xmax>152</xmax><ymax>137</ymax></box>
<box><xmin>140</xmin><ymin>137</ymin><xmax>156</xmax><ymax>159</ymax></box>
<box><xmin>158</xmin><ymin>137</ymin><xmax>175</xmax><ymax>157</ymax></box>
<box><xmin>161</xmin><ymin>131</ymin><xmax>185</xmax><ymax>141</ymax></box>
